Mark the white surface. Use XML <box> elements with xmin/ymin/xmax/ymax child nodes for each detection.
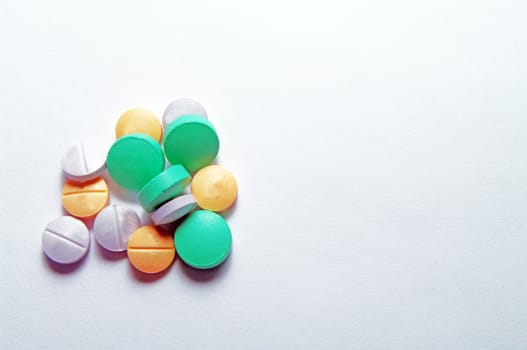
<box><xmin>93</xmin><ymin>205</ymin><xmax>141</xmax><ymax>252</ymax></box>
<box><xmin>152</xmin><ymin>194</ymin><xmax>197</xmax><ymax>225</ymax></box>
<box><xmin>1</xmin><ymin>0</ymin><xmax>527</xmax><ymax>349</ymax></box>
<box><xmin>41</xmin><ymin>216</ymin><xmax>90</xmax><ymax>264</ymax></box>
<box><xmin>163</xmin><ymin>98</ymin><xmax>208</xmax><ymax>127</ymax></box>
<box><xmin>61</xmin><ymin>140</ymin><xmax>108</xmax><ymax>182</ymax></box>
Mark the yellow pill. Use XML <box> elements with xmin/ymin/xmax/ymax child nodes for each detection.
<box><xmin>115</xmin><ymin>107</ymin><xmax>163</xmax><ymax>142</ymax></box>
<box><xmin>62</xmin><ymin>178</ymin><xmax>109</xmax><ymax>218</ymax></box>
<box><xmin>127</xmin><ymin>226</ymin><xmax>175</xmax><ymax>274</ymax></box>
<box><xmin>191</xmin><ymin>165</ymin><xmax>238</xmax><ymax>212</ymax></box>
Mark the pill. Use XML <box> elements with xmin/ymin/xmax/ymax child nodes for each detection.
<box><xmin>62</xmin><ymin>177</ymin><xmax>109</xmax><ymax>218</ymax></box>
<box><xmin>115</xmin><ymin>107</ymin><xmax>163</xmax><ymax>142</ymax></box>
<box><xmin>42</xmin><ymin>216</ymin><xmax>90</xmax><ymax>264</ymax></box>
<box><xmin>127</xmin><ymin>225</ymin><xmax>176</xmax><ymax>274</ymax></box>
<box><xmin>191</xmin><ymin>165</ymin><xmax>237</xmax><ymax>212</ymax></box>
<box><xmin>163</xmin><ymin>115</ymin><xmax>219</xmax><ymax>173</ymax></box>
<box><xmin>106</xmin><ymin>133</ymin><xmax>165</xmax><ymax>191</ymax></box>
<box><xmin>162</xmin><ymin>98</ymin><xmax>208</xmax><ymax>127</ymax></box>
<box><xmin>174</xmin><ymin>210</ymin><xmax>232</xmax><ymax>269</ymax></box>
<box><xmin>93</xmin><ymin>205</ymin><xmax>141</xmax><ymax>252</ymax></box>
<box><xmin>138</xmin><ymin>165</ymin><xmax>191</xmax><ymax>212</ymax></box>
<box><xmin>61</xmin><ymin>140</ymin><xmax>108</xmax><ymax>182</ymax></box>
<box><xmin>152</xmin><ymin>194</ymin><xmax>197</xmax><ymax>225</ymax></box>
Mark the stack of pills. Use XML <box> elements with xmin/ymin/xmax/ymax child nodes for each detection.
<box><xmin>42</xmin><ymin>99</ymin><xmax>237</xmax><ymax>274</ymax></box>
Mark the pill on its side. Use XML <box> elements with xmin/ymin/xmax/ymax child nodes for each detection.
<box><xmin>162</xmin><ymin>98</ymin><xmax>207</xmax><ymax>128</ymax></box>
<box><xmin>152</xmin><ymin>194</ymin><xmax>197</xmax><ymax>225</ymax></box>
<box><xmin>42</xmin><ymin>216</ymin><xmax>90</xmax><ymax>264</ymax></box>
<box><xmin>61</xmin><ymin>140</ymin><xmax>107</xmax><ymax>182</ymax></box>
<box><xmin>93</xmin><ymin>205</ymin><xmax>141</xmax><ymax>252</ymax></box>
<box><xmin>138</xmin><ymin>165</ymin><xmax>191</xmax><ymax>212</ymax></box>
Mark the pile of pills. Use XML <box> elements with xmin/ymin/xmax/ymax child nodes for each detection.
<box><xmin>42</xmin><ymin>99</ymin><xmax>237</xmax><ymax>274</ymax></box>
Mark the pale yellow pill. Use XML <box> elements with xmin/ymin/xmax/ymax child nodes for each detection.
<box><xmin>62</xmin><ymin>178</ymin><xmax>109</xmax><ymax>218</ymax></box>
<box><xmin>191</xmin><ymin>165</ymin><xmax>237</xmax><ymax>212</ymax></box>
<box><xmin>115</xmin><ymin>107</ymin><xmax>162</xmax><ymax>142</ymax></box>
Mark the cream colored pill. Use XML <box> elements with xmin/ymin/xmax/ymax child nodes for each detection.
<box><xmin>162</xmin><ymin>98</ymin><xmax>208</xmax><ymax>127</ymax></box>
<box><xmin>42</xmin><ymin>216</ymin><xmax>90</xmax><ymax>264</ymax></box>
<box><xmin>93</xmin><ymin>205</ymin><xmax>141</xmax><ymax>252</ymax></box>
<box><xmin>61</xmin><ymin>140</ymin><xmax>108</xmax><ymax>182</ymax></box>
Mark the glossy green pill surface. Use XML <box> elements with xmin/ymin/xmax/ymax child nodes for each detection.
<box><xmin>174</xmin><ymin>210</ymin><xmax>232</xmax><ymax>269</ymax></box>
<box><xmin>138</xmin><ymin>165</ymin><xmax>191</xmax><ymax>212</ymax></box>
<box><xmin>106</xmin><ymin>133</ymin><xmax>165</xmax><ymax>191</ymax></box>
<box><xmin>163</xmin><ymin>115</ymin><xmax>219</xmax><ymax>173</ymax></box>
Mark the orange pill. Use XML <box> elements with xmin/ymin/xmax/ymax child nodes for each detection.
<box><xmin>115</xmin><ymin>107</ymin><xmax>163</xmax><ymax>142</ymax></box>
<box><xmin>61</xmin><ymin>178</ymin><xmax>109</xmax><ymax>218</ymax></box>
<box><xmin>127</xmin><ymin>226</ymin><xmax>175</xmax><ymax>274</ymax></box>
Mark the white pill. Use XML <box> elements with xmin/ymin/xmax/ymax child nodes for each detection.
<box><xmin>162</xmin><ymin>98</ymin><xmax>208</xmax><ymax>127</ymax></box>
<box><xmin>152</xmin><ymin>194</ymin><xmax>197</xmax><ymax>225</ymax></box>
<box><xmin>93</xmin><ymin>205</ymin><xmax>141</xmax><ymax>252</ymax></box>
<box><xmin>42</xmin><ymin>216</ymin><xmax>90</xmax><ymax>264</ymax></box>
<box><xmin>61</xmin><ymin>140</ymin><xmax>107</xmax><ymax>182</ymax></box>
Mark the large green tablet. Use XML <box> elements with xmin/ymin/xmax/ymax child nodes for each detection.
<box><xmin>174</xmin><ymin>210</ymin><xmax>232</xmax><ymax>269</ymax></box>
<box><xmin>138</xmin><ymin>164</ymin><xmax>191</xmax><ymax>212</ymax></box>
<box><xmin>163</xmin><ymin>115</ymin><xmax>219</xmax><ymax>173</ymax></box>
<box><xmin>106</xmin><ymin>133</ymin><xmax>165</xmax><ymax>191</ymax></box>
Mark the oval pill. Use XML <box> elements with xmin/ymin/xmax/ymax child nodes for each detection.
<box><xmin>61</xmin><ymin>140</ymin><xmax>108</xmax><ymax>182</ymax></box>
<box><xmin>191</xmin><ymin>165</ymin><xmax>237</xmax><ymax>212</ymax></box>
<box><xmin>127</xmin><ymin>226</ymin><xmax>176</xmax><ymax>274</ymax></box>
<box><xmin>162</xmin><ymin>98</ymin><xmax>208</xmax><ymax>127</ymax></box>
<box><xmin>151</xmin><ymin>194</ymin><xmax>197</xmax><ymax>225</ymax></box>
<box><xmin>62</xmin><ymin>178</ymin><xmax>109</xmax><ymax>218</ymax></box>
<box><xmin>174</xmin><ymin>210</ymin><xmax>232</xmax><ymax>269</ymax></box>
<box><xmin>138</xmin><ymin>165</ymin><xmax>191</xmax><ymax>212</ymax></box>
<box><xmin>93</xmin><ymin>205</ymin><xmax>141</xmax><ymax>252</ymax></box>
<box><xmin>42</xmin><ymin>216</ymin><xmax>90</xmax><ymax>264</ymax></box>
<box><xmin>163</xmin><ymin>115</ymin><xmax>219</xmax><ymax>173</ymax></box>
<box><xmin>106</xmin><ymin>133</ymin><xmax>165</xmax><ymax>191</ymax></box>
<box><xmin>116</xmin><ymin>107</ymin><xmax>163</xmax><ymax>142</ymax></box>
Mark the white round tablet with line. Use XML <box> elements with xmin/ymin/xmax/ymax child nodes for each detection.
<box><xmin>61</xmin><ymin>140</ymin><xmax>108</xmax><ymax>182</ymax></box>
<box><xmin>162</xmin><ymin>98</ymin><xmax>208</xmax><ymax>127</ymax></box>
<box><xmin>93</xmin><ymin>205</ymin><xmax>141</xmax><ymax>252</ymax></box>
<box><xmin>42</xmin><ymin>216</ymin><xmax>90</xmax><ymax>264</ymax></box>
<box><xmin>152</xmin><ymin>194</ymin><xmax>197</xmax><ymax>225</ymax></box>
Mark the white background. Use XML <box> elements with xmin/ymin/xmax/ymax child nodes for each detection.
<box><xmin>1</xmin><ymin>0</ymin><xmax>527</xmax><ymax>349</ymax></box>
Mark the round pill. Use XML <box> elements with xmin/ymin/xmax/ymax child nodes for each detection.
<box><xmin>61</xmin><ymin>140</ymin><xmax>107</xmax><ymax>182</ymax></box>
<box><xmin>174</xmin><ymin>210</ymin><xmax>232</xmax><ymax>269</ymax></box>
<box><xmin>93</xmin><ymin>205</ymin><xmax>141</xmax><ymax>252</ymax></box>
<box><xmin>138</xmin><ymin>165</ymin><xmax>191</xmax><ymax>212</ymax></box>
<box><xmin>152</xmin><ymin>194</ymin><xmax>197</xmax><ymax>225</ymax></box>
<box><xmin>127</xmin><ymin>226</ymin><xmax>176</xmax><ymax>274</ymax></box>
<box><xmin>106</xmin><ymin>134</ymin><xmax>165</xmax><ymax>191</ymax></box>
<box><xmin>42</xmin><ymin>216</ymin><xmax>90</xmax><ymax>264</ymax></box>
<box><xmin>163</xmin><ymin>115</ymin><xmax>219</xmax><ymax>173</ymax></box>
<box><xmin>191</xmin><ymin>165</ymin><xmax>238</xmax><ymax>212</ymax></box>
<box><xmin>62</xmin><ymin>178</ymin><xmax>109</xmax><ymax>218</ymax></box>
<box><xmin>116</xmin><ymin>107</ymin><xmax>163</xmax><ymax>142</ymax></box>
<box><xmin>162</xmin><ymin>98</ymin><xmax>208</xmax><ymax>127</ymax></box>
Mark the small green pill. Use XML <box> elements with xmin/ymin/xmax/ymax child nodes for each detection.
<box><xmin>163</xmin><ymin>114</ymin><xmax>219</xmax><ymax>173</ymax></box>
<box><xmin>106</xmin><ymin>133</ymin><xmax>165</xmax><ymax>191</ymax></box>
<box><xmin>138</xmin><ymin>165</ymin><xmax>191</xmax><ymax>212</ymax></box>
<box><xmin>174</xmin><ymin>210</ymin><xmax>232</xmax><ymax>269</ymax></box>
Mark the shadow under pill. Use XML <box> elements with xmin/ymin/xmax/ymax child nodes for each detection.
<box><xmin>102</xmin><ymin>173</ymin><xmax>136</xmax><ymax>202</ymax></box>
<box><xmin>179</xmin><ymin>252</ymin><xmax>232</xmax><ymax>283</ymax></box>
<box><xmin>128</xmin><ymin>261</ymin><xmax>174</xmax><ymax>283</ymax></box>
<box><xmin>95</xmin><ymin>242</ymin><xmax>127</xmax><ymax>261</ymax></box>
<box><xmin>43</xmin><ymin>252</ymin><xmax>88</xmax><ymax>274</ymax></box>
<box><xmin>220</xmin><ymin>199</ymin><xmax>238</xmax><ymax>220</ymax></box>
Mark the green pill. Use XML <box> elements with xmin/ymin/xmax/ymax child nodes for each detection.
<box><xmin>138</xmin><ymin>164</ymin><xmax>191</xmax><ymax>212</ymax></box>
<box><xmin>106</xmin><ymin>133</ymin><xmax>165</xmax><ymax>191</ymax></box>
<box><xmin>174</xmin><ymin>210</ymin><xmax>232</xmax><ymax>269</ymax></box>
<box><xmin>163</xmin><ymin>115</ymin><xmax>219</xmax><ymax>173</ymax></box>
